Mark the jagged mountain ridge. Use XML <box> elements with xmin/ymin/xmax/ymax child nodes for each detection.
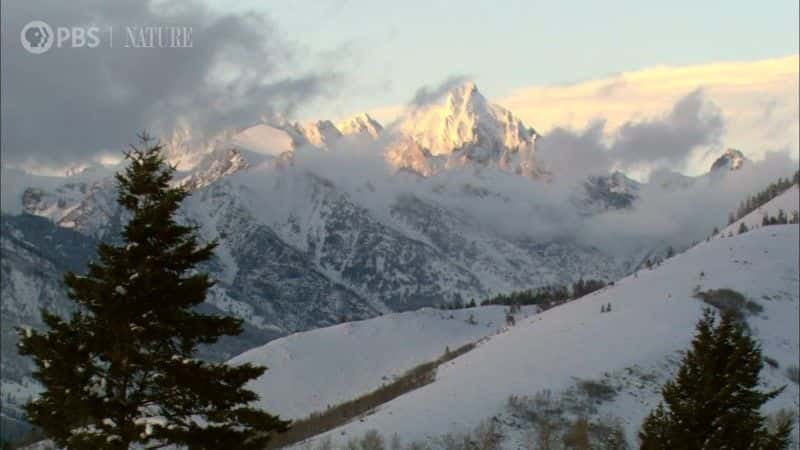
<box><xmin>387</xmin><ymin>81</ymin><xmax>538</xmax><ymax>176</ymax></box>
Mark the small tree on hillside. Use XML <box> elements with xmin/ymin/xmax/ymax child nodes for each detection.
<box><xmin>18</xmin><ymin>135</ymin><xmax>288</xmax><ymax>449</ymax></box>
<box><xmin>639</xmin><ymin>309</ymin><xmax>793</xmax><ymax>450</ymax></box>
<box><xmin>738</xmin><ymin>221</ymin><xmax>749</xmax><ymax>235</ymax></box>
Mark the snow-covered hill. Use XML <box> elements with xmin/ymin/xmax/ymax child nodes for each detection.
<box><xmin>284</xmin><ymin>224</ymin><xmax>799</xmax><ymax>447</ymax></box>
<box><xmin>230</xmin><ymin>306</ymin><xmax>536</xmax><ymax>420</ymax></box>
<box><xmin>721</xmin><ymin>184</ymin><xmax>799</xmax><ymax>236</ymax></box>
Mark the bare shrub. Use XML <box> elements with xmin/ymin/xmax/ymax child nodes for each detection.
<box><xmin>591</xmin><ymin>416</ymin><xmax>629</xmax><ymax>450</ymax></box>
<box><xmin>576</xmin><ymin>379</ymin><xmax>617</xmax><ymax>403</ymax></box>
<box><xmin>390</xmin><ymin>433</ymin><xmax>402</xmax><ymax>450</ymax></box>
<box><xmin>562</xmin><ymin>416</ymin><xmax>590</xmax><ymax>450</ymax></box>
<box><xmin>536</xmin><ymin>416</ymin><xmax>560</xmax><ymax>450</ymax></box>
<box><xmin>360</xmin><ymin>429</ymin><xmax>385</xmax><ymax>450</ymax></box>
<box><xmin>473</xmin><ymin>419</ymin><xmax>502</xmax><ymax>450</ymax></box>
<box><xmin>405</xmin><ymin>441</ymin><xmax>431</xmax><ymax>450</ymax></box>
<box><xmin>693</xmin><ymin>288</ymin><xmax>763</xmax><ymax>322</ymax></box>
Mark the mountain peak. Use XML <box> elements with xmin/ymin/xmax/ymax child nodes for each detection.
<box><xmin>710</xmin><ymin>148</ymin><xmax>746</xmax><ymax>172</ymax></box>
<box><xmin>447</xmin><ymin>80</ymin><xmax>480</xmax><ymax>101</ymax></box>
<box><xmin>390</xmin><ymin>80</ymin><xmax>536</xmax><ymax>175</ymax></box>
<box><xmin>337</xmin><ymin>113</ymin><xmax>383</xmax><ymax>139</ymax></box>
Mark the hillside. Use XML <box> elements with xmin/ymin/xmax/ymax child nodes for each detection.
<box><xmin>230</xmin><ymin>306</ymin><xmax>536</xmax><ymax>420</ymax></box>
<box><xmin>283</xmin><ymin>224</ymin><xmax>799</xmax><ymax>447</ymax></box>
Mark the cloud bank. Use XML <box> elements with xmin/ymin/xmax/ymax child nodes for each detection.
<box><xmin>1</xmin><ymin>0</ymin><xmax>341</xmax><ymax>171</ymax></box>
<box><xmin>499</xmin><ymin>55</ymin><xmax>799</xmax><ymax>173</ymax></box>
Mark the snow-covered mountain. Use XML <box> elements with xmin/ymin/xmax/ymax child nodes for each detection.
<box><xmin>269</xmin><ymin>224</ymin><xmax>799</xmax><ymax>448</ymax></box>
<box><xmin>581</xmin><ymin>171</ymin><xmax>641</xmax><ymax>212</ymax></box>
<box><xmin>337</xmin><ymin>113</ymin><xmax>384</xmax><ymax>139</ymax></box>
<box><xmin>387</xmin><ymin>82</ymin><xmax>538</xmax><ymax>176</ymax></box>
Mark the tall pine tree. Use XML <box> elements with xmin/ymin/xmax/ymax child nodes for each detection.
<box><xmin>639</xmin><ymin>309</ymin><xmax>792</xmax><ymax>450</ymax></box>
<box><xmin>17</xmin><ymin>135</ymin><xmax>288</xmax><ymax>449</ymax></box>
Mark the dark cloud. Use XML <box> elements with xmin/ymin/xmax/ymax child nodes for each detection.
<box><xmin>535</xmin><ymin>89</ymin><xmax>725</xmax><ymax>179</ymax></box>
<box><xmin>535</xmin><ymin>121</ymin><xmax>613</xmax><ymax>181</ymax></box>
<box><xmin>408</xmin><ymin>75</ymin><xmax>471</xmax><ymax>107</ymax></box>
<box><xmin>610</xmin><ymin>89</ymin><xmax>724</xmax><ymax>171</ymax></box>
<box><xmin>1</xmin><ymin>0</ymin><xmax>341</xmax><ymax>169</ymax></box>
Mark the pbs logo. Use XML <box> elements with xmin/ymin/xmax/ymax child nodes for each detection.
<box><xmin>21</xmin><ymin>21</ymin><xmax>54</xmax><ymax>54</ymax></box>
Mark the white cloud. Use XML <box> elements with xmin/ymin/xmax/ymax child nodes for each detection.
<box><xmin>499</xmin><ymin>55</ymin><xmax>799</xmax><ymax>174</ymax></box>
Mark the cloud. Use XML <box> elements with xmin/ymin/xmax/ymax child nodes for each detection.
<box><xmin>533</xmin><ymin>89</ymin><xmax>725</xmax><ymax>180</ymax></box>
<box><xmin>1</xmin><ymin>0</ymin><xmax>341</xmax><ymax>171</ymax></box>
<box><xmin>248</xmin><ymin>119</ymin><xmax>797</xmax><ymax>261</ymax></box>
<box><xmin>499</xmin><ymin>55</ymin><xmax>799</xmax><ymax>173</ymax></box>
<box><xmin>408</xmin><ymin>75</ymin><xmax>470</xmax><ymax>107</ymax></box>
<box><xmin>609</xmin><ymin>89</ymin><xmax>724</xmax><ymax>172</ymax></box>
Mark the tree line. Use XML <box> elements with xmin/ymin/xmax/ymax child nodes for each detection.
<box><xmin>728</xmin><ymin>171</ymin><xmax>799</xmax><ymax>225</ymax></box>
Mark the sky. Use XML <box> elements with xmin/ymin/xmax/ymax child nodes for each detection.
<box><xmin>1</xmin><ymin>0</ymin><xmax>798</xmax><ymax>174</ymax></box>
<box><xmin>208</xmin><ymin>0</ymin><xmax>799</xmax><ymax>119</ymax></box>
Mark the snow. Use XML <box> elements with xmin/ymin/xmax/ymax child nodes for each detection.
<box><xmin>337</xmin><ymin>113</ymin><xmax>383</xmax><ymax>139</ymax></box>
<box><xmin>229</xmin><ymin>305</ymin><xmax>536</xmax><ymax>420</ymax></box>
<box><xmin>230</xmin><ymin>123</ymin><xmax>295</xmax><ymax>156</ymax></box>
<box><xmin>278</xmin><ymin>225</ymin><xmax>798</xmax><ymax>447</ymax></box>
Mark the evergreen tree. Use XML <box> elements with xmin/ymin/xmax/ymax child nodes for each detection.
<box><xmin>639</xmin><ymin>309</ymin><xmax>792</xmax><ymax>449</ymax></box>
<box><xmin>777</xmin><ymin>209</ymin><xmax>787</xmax><ymax>224</ymax></box>
<box><xmin>738</xmin><ymin>221</ymin><xmax>749</xmax><ymax>235</ymax></box>
<box><xmin>17</xmin><ymin>135</ymin><xmax>288</xmax><ymax>449</ymax></box>
<box><xmin>666</xmin><ymin>246</ymin><xmax>675</xmax><ymax>258</ymax></box>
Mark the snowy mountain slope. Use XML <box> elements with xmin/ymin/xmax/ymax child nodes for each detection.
<box><xmin>230</xmin><ymin>306</ymin><xmax>537</xmax><ymax>420</ymax></box>
<box><xmin>721</xmin><ymin>183</ymin><xmax>799</xmax><ymax>236</ymax></box>
<box><xmin>290</xmin><ymin>225</ymin><xmax>799</xmax><ymax>447</ymax></box>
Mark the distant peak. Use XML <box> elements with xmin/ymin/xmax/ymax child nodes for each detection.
<box><xmin>446</xmin><ymin>81</ymin><xmax>483</xmax><ymax>105</ymax></box>
<box><xmin>453</xmin><ymin>80</ymin><xmax>478</xmax><ymax>95</ymax></box>
<box><xmin>710</xmin><ymin>148</ymin><xmax>746</xmax><ymax>172</ymax></box>
<box><xmin>337</xmin><ymin>113</ymin><xmax>383</xmax><ymax>138</ymax></box>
